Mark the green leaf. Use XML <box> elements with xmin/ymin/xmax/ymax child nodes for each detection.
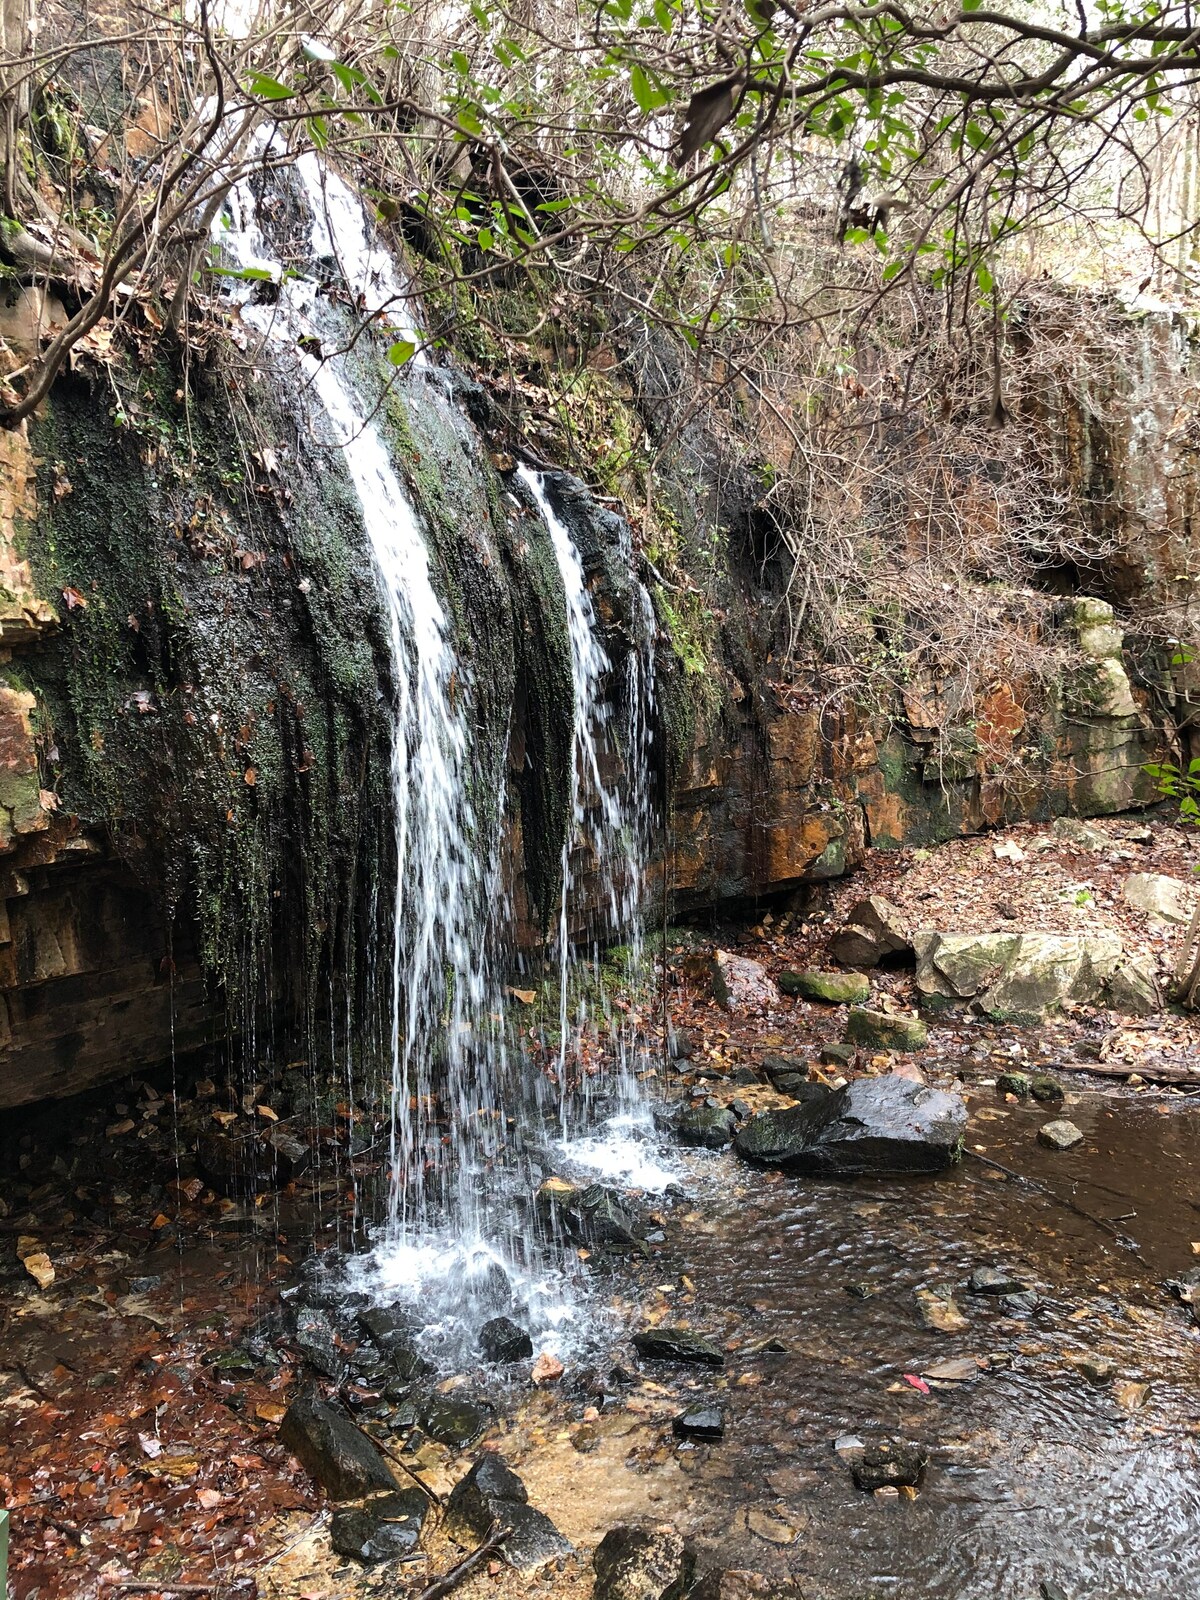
<box><xmin>207</xmin><ymin>264</ymin><xmax>275</xmax><ymax>282</ymax></box>
<box><xmin>387</xmin><ymin>340</ymin><xmax>417</xmax><ymax>366</ymax></box>
<box><xmin>247</xmin><ymin>72</ymin><xmax>293</xmax><ymax>101</ymax></box>
<box><xmin>881</xmin><ymin>258</ymin><xmax>906</xmax><ymax>282</ymax></box>
<box><xmin>631</xmin><ymin>64</ymin><xmax>667</xmax><ymax>115</ymax></box>
<box><xmin>477</xmin><ymin>226</ymin><xmax>494</xmax><ymax>250</ymax></box>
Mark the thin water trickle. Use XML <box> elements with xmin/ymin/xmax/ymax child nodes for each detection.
<box><xmin>216</xmin><ymin>134</ymin><xmax>668</xmax><ymax>1351</ymax></box>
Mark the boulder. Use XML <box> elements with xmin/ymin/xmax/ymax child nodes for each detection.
<box><xmin>734</xmin><ymin>1076</ymin><xmax>966</xmax><ymax>1176</ymax></box>
<box><xmin>844</xmin><ymin>1007</ymin><xmax>927</xmax><ymax>1052</ymax></box>
<box><xmin>1122</xmin><ymin>872</ymin><xmax>1196</xmax><ymax>927</ymax></box>
<box><xmin>293</xmin><ymin>1306</ymin><xmax>347</xmax><ymax>1382</ymax></box>
<box><xmin>916</xmin><ymin>930</ymin><xmax>1123</xmax><ymax>1022</ymax></box>
<box><xmin>1104</xmin><ymin>954</ymin><xmax>1162</xmax><ymax>1017</ymax></box>
<box><xmin>778</xmin><ymin>969</ymin><xmax>870</xmax><ymax>1004</ymax></box>
<box><xmin>709</xmin><ymin>951</ymin><xmax>778</xmax><ymax>1013</ymax></box>
<box><xmin>830</xmin><ymin>895</ymin><xmax>910</xmax><ymax>969</ymax></box>
<box><xmin>278</xmin><ymin>1395</ymin><xmax>397</xmax><ymax>1500</ymax></box>
<box><xmin>1029</xmin><ymin>1073</ymin><xmax>1064</xmax><ymax>1104</ymax></box>
<box><xmin>995</xmin><ymin>1071</ymin><xmax>1032</xmax><ymax>1099</ymax></box>
<box><xmin>357</xmin><ymin>1305</ymin><xmax>432</xmax><ymax>1382</ymax></box>
<box><xmin>1051</xmin><ymin>816</ymin><xmax>1110</xmax><ymax>850</ymax></box>
<box><xmin>538</xmin><ymin>1181</ymin><xmax>646</xmax><ymax>1253</ymax></box>
<box><xmin>675</xmin><ymin>1105</ymin><xmax>736</xmax><ymax>1149</ymax></box>
<box><xmin>479</xmin><ymin>1315</ymin><xmax>533</xmax><ymax>1364</ymax></box>
<box><xmin>444</xmin><ymin>1454</ymin><xmax>573</xmax><ymax>1573</ymax></box>
<box><xmin>632</xmin><ymin>1329</ymin><xmax>725</xmax><ymax>1366</ymax></box>
<box><xmin>818</xmin><ymin>1042</ymin><xmax>856</xmax><ymax>1069</ymax></box>
<box><xmin>593</xmin><ymin>1524</ymin><xmax>693</xmax><ymax>1600</ymax></box>
<box><xmin>329</xmin><ymin>1489</ymin><xmax>428</xmax><ymax>1562</ymax></box>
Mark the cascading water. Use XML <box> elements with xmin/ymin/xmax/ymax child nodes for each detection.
<box><xmin>515</xmin><ymin>468</ymin><xmax>666</xmax><ymax>1187</ymax></box>
<box><xmin>214</xmin><ymin>128</ymin><xmax>672</xmax><ymax>1358</ymax></box>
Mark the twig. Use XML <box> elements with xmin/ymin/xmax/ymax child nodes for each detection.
<box><xmin>102</xmin><ymin>1585</ymin><xmax>242</xmax><ymax>1595</ymax></box>
<box><xmin>963</xmin><ymin>1149</ymin><xmax>1145</xmax><ymax>1257</ymax></box>
<box><xmin>1047</xmin><ymin>1058</ymin><xmax>1200</xmax><ymax>1086</ymax></box>
<box><xmin>348</xmin><ymin>1415</ymin><xmax>442</xmax><ymax>1506</ymax></box>
<box><xmin>413</xmin><ymin>1524</ymin><xmax>509</xmax><ymax>1600</ymax></box>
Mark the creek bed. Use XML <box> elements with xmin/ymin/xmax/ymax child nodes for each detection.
<box><xmin>638</xmin><ymin>1087</ymin><xmax>1200</xmax><ymax>1599</ymax></box>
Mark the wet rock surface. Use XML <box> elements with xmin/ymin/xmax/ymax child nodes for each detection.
<box><xmin>672</xmin><ymin>1401</ymin><xmax>725</xmax><ymax>1440</ymax></box>
<box><xmin>444</xmin><ymin>1453</ymin><xmax>573</xmax><ymax>1573</ymax></box>
<box><xmin>845</xmin><ymin>1007</ymin><xmax>928</xmax><ymax>1051</ymax></box>
<box><xmin>675</xmin><ymin>1105</ymin><xmax>737</xmax><ymax>1149</ymax></box>
<box><xmin>593</xmin><ymin>1523</ymin><xmax>693</xmax><ymax>1600</ymax></box>
<box><xmin>735</xmin><ymin>1076</ymin><xmax>967</xmax><ymax>1176</ymax></box>
<box><xmin>278</xmin><ymin>1394</ymin><xmax>397</xmax><ymax>1500</ymax></box>
<box><xmin>849</xmin><ymin>1439</ymin><xmax>929</xmax><ymax>1491</ymax></box>
<box><xmin>328</xmin><ymin>1488</ymin><xmax>428</xmax><ymax>1562</ymax></box>
<box><xmin>632</xmin><ymin>1328</ymin><xmax>725</xmax><ymax>1366</ymax></box>
<box><xmin>480</xmin><ymin>1314</ymin><xmax>533</xmax><ymax>1363</ymax></box>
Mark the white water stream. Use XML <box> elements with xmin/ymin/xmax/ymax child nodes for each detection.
<box><xmin>215</xmin><ymin>131</ymin><xmax>671</xmax><ymax>1353</ymax></box>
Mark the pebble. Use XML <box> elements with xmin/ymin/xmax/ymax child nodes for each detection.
<box><xmin>1038</xmin><ymin>1119</ymin><xmax>1083</xmax><ymax>1150</ymax></box>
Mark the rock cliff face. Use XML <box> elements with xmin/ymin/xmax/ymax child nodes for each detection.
<box><xmin>0</xmin><ymin>301</ymin><xmax>1192</xmax><ymax>1106</ymax></box>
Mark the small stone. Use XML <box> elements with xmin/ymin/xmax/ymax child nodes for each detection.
<box><xmin>995</xmin><ymin>1071</ymin><xmax>1032</xmax><ymax>1100</ymax></box>
<box><xmin>1029</xmin><ymin>1074</ymin><xmax>1065</xmax><ymax>1104</ymax></box>
<box><xmin>914</xmin><ymin>1287</ymin><xmax>968</xmax><ymax>1333</ymax></box>
<box><xmin>968</xmin><ymin>1266</ymin><xmax>1027</xmax><ymax>1296</ymax></box>
<box><xmin>1069</xmin><ymin>1354</ymin><xmax>1116</xmax><ymax>1384</ymax></box>
<box><xmin>1038</xmin><ymin>1119</ymin><xmax>1083</xmax><ymax>1151</ymax></box>
<box><xmin>421</xmin><ymin>1396</ymin><xmax>490</xmax><ymax>1448</ymax></box>
<box><xmin>819</xmin><ymin>1042</ymin><xmax>857</xmax><ymax>1068</ymax></box>
<box><xmin>445</xmin><ymin>1455</ymin><xmax>573</xmax><ymax>1573</ymax></box>
<box><xmin>668</xmin><ymin>1027</ymin><xmax>697</xmax><ymax>1060</ymax></box>
<box><xmin>709</xmin><ymin>951</ymin><xmax>778</xmax><ymax>1013</ymax></box>
<box><xmin>673</xmin><ymin>1402</ymin><xmax>724</xmax><ymax>1441</ymax></box>
<box><xmin>633</xmin><ymin>1329</ymin><xmax>725</xmax><ymax>1366</ymax></box>
<box><xmin>730</xmin><ymin>1066</ymin><xmax>759</xmax><ymax>1086</ymax></box>
<box><xmin>730</xmin><ymin>1098</ymin><xmax>752</xmax><ymax>1120</ymax></box>
<box><xmin>593</xmin><ymin>1524</ymin><xmax>693</xmax><ymax>1600</ymax></box>
<box><xmin>294</xmin><ymin>1307</ymin><xmax>347</xmax><ymax>1382</ymax></box>
<box><xmin>845</xmin><ymin>1008</ymin><xmax>927</xmax><ymax>1053</ymax></box>
<box><xmin>850</xmin><ymin>1439</ymin><xmax>928</xmax><ymax>1491</ymax></box>
<box><xmin>745</xmin><ymin>1509</ymin><xmax>796</xmax><ymax>1545</ymax></box>
<box><xmin>778</xmin><ymin>970</ymin><xmax>871</xmax><ymax>1004</ymax></box>
<box><xmin>1000</xmin><ymin>1290</ymin><xmax>1041</xmax><ymax>1316</ymax></box>
<box><xmin>479</xmin><ymin>1316</ymin><xmax>533</xmax><ymax>1364</ymax></box>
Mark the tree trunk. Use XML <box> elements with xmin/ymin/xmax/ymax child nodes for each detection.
<box><xmin>0</xmin><ymin>0</ymin><xmax>33</xmax><ymax>215</ymax></box>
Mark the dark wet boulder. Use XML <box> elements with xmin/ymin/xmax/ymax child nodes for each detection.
<box><xmin>996</xmin><ymin>1071</ymin><xmax>1032</xmax><ymax>1099</ymax></box>
<box><xmin>329</xmin><ymin>1489</ymin><xmax>428</xmax><ymax>1562</ymax></box>
<box><xmin>444</xmin><ymin>1453</ymin><xmax>573</xmax><ymax>1573</ymax></box>
<box><xmin>1029</xmin><ymin>1074</ymin><xmax>1065</xmax><ymax>1104</ymax></box>
<box><xmin>278</xmin><ymin>1394</ymin><xmax>397</xmax><ymax>1500</ymax></box>
<box><xmin>293</xmin><ymin>1306</ymin><xmax>347</xmax><ymax>1381</ymax></box>
<box><xmin>421</xmin><ymin>1395</ymin><xmax>491</xmax><ymax>1448</ymax></box>
<box><xmin>675</xmin><ymin>1105</ymin><xmax>736</xmax><ymax>1150</ymax></box>
<box><xmin>850</xmin><ymin>1439</ymin><xmax>928</xmax><ymax>1491</ymax></box>
<box><xmin>734</xmin><ymin>1077</ymin><xmax>966</xmax><ymax>1177</ymax></box>
<box><xmin>480</xmin><ymin>1315</ymin><xmax>533</xmax><ymax>1364</ymax></box>
<box><xmin>538</xmin><ymin>1181</ymin><xmax>646</xmax><ymax>1253</ymax></box>
<box><xmin>672</xmin><ymin>1401</ymin><xmax>724</xmax><ymax>1441</ymax></box>
<box><xmin>632</xmin><ymin>1329</ymin><xmax>724</xmax><ymax>1367</ymax></box>
<box><xmin>356</xmin><ymin>1305</ymin><xmax>432</xmax><ymax>1382</ymax></box>
<box><xmin>593</xmin><ymin>1524</ymin><xmax>694</xmax><ymax>1600</ymax></box>
<box><xmin>818</xmin><ymin>1042</ymin><xmax>856</xmax><ymax>1069</ymax></box>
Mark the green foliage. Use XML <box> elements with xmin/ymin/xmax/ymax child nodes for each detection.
<box><xmin>1145</xmin><ymin>759</ymin><xmax>1200</xmax><ymax>827</ymax></box>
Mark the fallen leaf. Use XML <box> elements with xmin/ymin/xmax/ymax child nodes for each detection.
<box><xmin>506</xmin><ymin>986</ymin><xmax>537</xmax><ymax>1005</ymax></box>
<box><xmin>256</xmin><ymin>1104</ymin><xmax>279</xmax><ymax>1121</ymax></box>
<box><xmin>902</xmin><ymin>1373</ymin><xmax>931</xmax><ymax>1395</ymax></box>
<box><xmin>196</xmin><ymin>1488</ymin><xmax>223</xmax><ymax>1509</ymax></box>
<box><xmin>1113</xmin><ymin>1380</ymin><xmax>1150</xmax><ymax>1411</ymax></box>
<box><xmin>256</xmin><ymin>1401</ymin><xmax>287</xmax><ymax>1425</ymax></box>
<box><xmin>746</xmin><ymin>1508</ymin><xmax>796</xmax><ymax>1545</ymax></box>
<box><xmin>138</xmin><ymin>1433</ymin><xmax>163</xmax><ymax>1458</ymax></box>
<box><xmin>61</xmin><ymin>585</ymin><xmax>88</xmax><ymax>611</ymax></box>
<box><xmin>23</xmin><ymin>1252</ymin><xmax>54</xmax><ymax>1289</ymax></box>
<box><xmin>211</xmin><ymin>1110</ymin><xmax>238</xmax><ymax>1127</ymax></box>
<box><xmin>915</xmin><ymin>1287</ymin><xmax>969</xmax><ymax>1333</ymax></box>
<box><xmin>106</xmin><ymin>1119</ymin><xmax>135</xmax><ymax>1136</ymax></box>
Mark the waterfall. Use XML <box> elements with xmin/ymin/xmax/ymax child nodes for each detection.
<box><xmin>215</xmin><ymin>132</ymin><xmax>669</xmax><ymax>1355</ymax></box>
<box><xmin>515</xmin><ymin>468</ymin><xmax>661</xmax><ymax>1172</ymax></box>
<box><xmin>218</xmin><ymin>135</ymin><xmax>498</xmax><ymax>1253</ymax></box>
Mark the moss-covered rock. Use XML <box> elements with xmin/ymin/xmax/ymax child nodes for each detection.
<box><xmin>779</xmin><ymin>969</ymin><xmax>870</xmax><ymax>1004</ymax></box>
<box><xmin>845</xmin><ymin>1008</ymin><xmax>928</xmax><ymax>1052</ymax></box>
